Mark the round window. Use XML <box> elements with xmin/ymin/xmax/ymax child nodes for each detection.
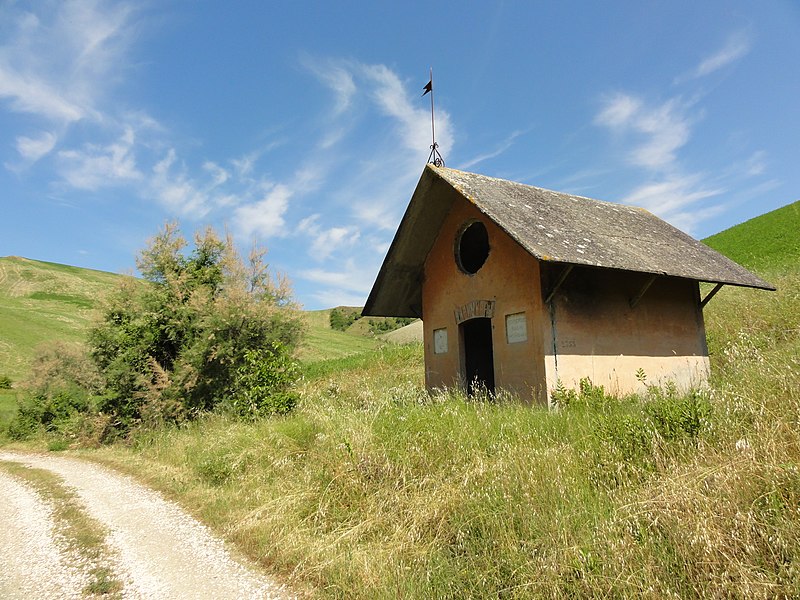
<box><xmin>456</xmin><ymin>221</ymin><xmax>490</xmax><ymax>274</ymax></box>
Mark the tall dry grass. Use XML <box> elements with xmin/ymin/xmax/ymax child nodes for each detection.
<box><xmin>78</xmin><ymin>272</ymin><xmax>799</xmax><ymax>598</ymax></box>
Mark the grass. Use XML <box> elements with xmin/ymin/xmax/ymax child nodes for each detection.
<box><xmin>2</xmin><ymin>202</ymin><xmax>799</xmax><ymax>596</ymax></box>
<box><xmin>0</xmin><ymin>256</ymin><xmax>122</xmax><ymax>381</ymax></box>
<box><xmin>0</xmin><ymin>460</ymin><xmax>124</xmax><ymax>597</ymax></box>
<box><xmin>0</xmin><ymin>257</ymin><xmax>384</xmax><ymax>380</ymax></box>
<box><xmin>296</xmin><ymin>309</ymin><xmax>382</xmax><ymax>363</ymax></box>
<box><xmin>0</xmin><ymin>389</ymin><xmax>17</xmax><ymax>426</ymax></box>
<box><xmin>703</xmin><ymin>199</ymin><xmax>800</xmax><ymax>271</ymax></box>
<box><xmin>80</xmin><ymin>268</ymin><xmax>800</xmax><ymax>597</ymax></box>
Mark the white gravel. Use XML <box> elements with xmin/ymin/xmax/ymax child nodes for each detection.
<box><xmin>0</xmin><ymin>469</ymin><xmax>89</xmax><ymax>599</ymax></box>
<box><xmin>0</xmin><ymin>451</ymin><xmax>293</xmax><ymax>599</ymax></box>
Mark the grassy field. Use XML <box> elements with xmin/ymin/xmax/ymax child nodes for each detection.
<box><xmin>296</xmin><ymin>309</ymin><xmax>382</xmax><ymax>363</ymax></box>
<box><xmin>0</xmin><ymin>257</ymin><xmax>123</xmax><ymax>382</ymax></box>
<box><xmin>2</xmin><ymin>201</ymin><xmax>798</xmax><ymax>597</ymax></box>
<box><xmin>0</xmin><ymin>259</ymin><xmax>384</xmax><ymax>389</ymax></box>
<box><xmin>79</xmin><ymin>267</ymin><xmax>799</xmax><ymax>597</ymax></box>
<box><xmin>703</xmin><ymin>199</ymin><xmax>800</xmax><ymax>271</ymax></box>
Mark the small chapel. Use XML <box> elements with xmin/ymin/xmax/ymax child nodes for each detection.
<box><xmin>363</xmin><ymin>165</ymin><xmax>774</xmax><ymax>403</ymax></box>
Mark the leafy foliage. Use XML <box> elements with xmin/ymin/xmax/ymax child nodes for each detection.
<box><xmin>329</xmin><ymin>307</ymin><xmax>361</xmax><ymax>331</ymax></box>
<box><xmin>0</xmin><ymin>375</ymin><xmax>11</xmax><ymax>389</ymax></box>
<box><xmin>366</xmin><ymin>317</ymin><xmax>415</xmax><ymax>335</ymax></box>
<box><xmin>88</xmin><ymin>223</ymin><xmax>304</xmax><ymax>431</ymax></box>
<box><xmin>7</xmin><ymin>223</ymin><xmax>304</xmax><ymax>440</ymax></box>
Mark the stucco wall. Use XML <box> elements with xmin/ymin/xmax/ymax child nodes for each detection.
<box><xmin>421</xmin><ymin>191</ymin><xmax>547</xmax><ymax>401</ymax></box>
<box><xmin>542</xmin><ymin>266</ymin><xmax>710</xmax><ymax>397</ymax></box>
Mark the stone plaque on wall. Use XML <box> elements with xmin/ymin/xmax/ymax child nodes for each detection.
<box><xmin>433</xmin><ymin>328</ymin><xmax>448</xmax><ymax>354</ymax></box>
<box><xmin>505</xmin><ymin>312</ymin><xmax>527</xmax><ymax>344</ymax></box>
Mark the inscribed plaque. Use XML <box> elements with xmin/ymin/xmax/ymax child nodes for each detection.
<box><xmin>433</xmin><ymin>328</ymin><xmax>448</xmax><ymax>354</ymax></box>
<box><xmin>505</xmin><ymin>312</ymin><xmax>527</xmax><ymax>344</ymax></box>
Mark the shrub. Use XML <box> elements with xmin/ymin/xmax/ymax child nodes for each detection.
<box><xmin>330</xmin><ymin>307</ymin><xmax>361</xmax><ymax>331</ymax></box>
<box><xmin>224</xmin><ymin>343</ymin><xmax>300</xmax><ymax>418</ymax></box>
<box><xmin>88</xmin><ymin>223</ymin><xmax>304</xmax><ymax>433</ymax></box>
<box><xmin>367</xmin><ymin>317</ymin><xmax>415</xmax><ymax>335</ymax></box>
<box><xmin>0</xmin><ymin>375</ymin><xmax>11</xmax><ymax>389</ymax></box>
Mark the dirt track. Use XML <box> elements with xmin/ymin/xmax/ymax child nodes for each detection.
<box><xmin>0</xmin><ymin>451</ymin><xmax>292</xmax><ymax>599</ymax></box>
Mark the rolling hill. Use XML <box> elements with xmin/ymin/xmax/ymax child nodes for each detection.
<box><xmin>0</xmin><ymin>257</ymin><xmax>381</xmax><ymax>383</ymax></box>
<box><xmin>703</xmin><ymin>199</ymin><xmax>800</xmax><ymax>272</ymax></box>
<box><xmin>0</xmin><ymin>256</ymin><xmax>123</xmax><ymax>381</ymax></box>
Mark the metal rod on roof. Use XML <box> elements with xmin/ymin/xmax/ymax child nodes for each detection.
<box><xmin>423</xmin><ymin>67</ymin><xmax>445</xmax><ymax>167</ymax></box>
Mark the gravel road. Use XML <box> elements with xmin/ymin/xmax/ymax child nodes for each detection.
<box><xmin>0</xmin><ymin>451</ymin><xmax>293</xmax><ymax>599</ymax></box>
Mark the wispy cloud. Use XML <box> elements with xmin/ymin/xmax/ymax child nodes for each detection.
<box><xmin>674</xmin><ymin>31</ymin><xmax>752</xmax><ymax>84</ymax></box>
<box><xmin>460</xmin><ymin>130</ymin><xmax>525</xmax><ymax>170</ymax></box>
<box><xmin>595</xmin><ymin>93</ymin><xmax>691</xmax><ymax>170</ymax></box>
<box><xmin>593</xmin><ymin>31</ymin><xmax>767</xmax><ymax>234</ymax></box>
<box><xmin>233</xmin><ymin>183</ymin><xmax>292</xmax><ymax>238</ymax></box>
<box><xmin>297</xmin><ymin>215</ymin><xmax>361</xmax><ymax>260</ymax></box>
<box><xmin>0</xmin><ymin>1</ymin><xmax>136</xmax><ymax>134</ymax></box>
<box><xmin>15</xmin><ymin>131</ymin><xmax>57</xmax><ymax>162</ymax></box>
<box><xmin>58</xmin><ymin>127</ymin><xmax>141</xmax><ymax>189</ymax></box>
<box><xmin>299</xmin><ymin>258</ymin><xmax>377</xmax><ymax>307</ymax></box>
<box><xmin>694</xmin><ymin>32</ymin><xmax>751</xmax><ymax>78</ymax></box>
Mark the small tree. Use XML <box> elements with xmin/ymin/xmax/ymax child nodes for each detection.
<box><xmin>89</xmin><ymin>222</ymin><xmax>304</xmax><ymax>431</ymax></box>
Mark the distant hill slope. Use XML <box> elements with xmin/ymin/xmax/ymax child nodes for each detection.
<box><xmin>0</xmin><ymin>257</ymin><xmax>383</xmax><ymax>382</ymax></box>
<box><xmin>296</xmin><ymin>308</ymin><xmax>381</xmax><ymax>363</ymax></box>
<box><xmin>0</xmin><ymin>256</ymin><xmax>124</xmax><ymax>381</ymax></box>
<box><xmin>703</xmin><ymin>200</ymin><xmax>800</xmax><ymax>272</ymax></box>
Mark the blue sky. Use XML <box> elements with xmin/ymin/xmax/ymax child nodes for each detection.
<box><xmin>1</xmin><ymin>1</ymin><xmax>798</xmax><ymax>309</ymax></box>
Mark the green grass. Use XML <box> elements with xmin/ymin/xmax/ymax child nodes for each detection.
<box><xmin>703</xmin><ymin>199</ymin><xmax>800</xmax><ymax>272</ymax></box>
<box><xmin>297</xmin><ymin>308</ymin><xmax>382</xmax><ymax>363</ymax></box>
<box><xmin>0</xmin><ymin>256</ymin><xmax>123</xmax><ymax>381</ymax></box>
<box><xmin>0</xmin><ymin>389</ymin><xmax>17</xmax><ymax>429</ymax></box>
<box><xmin>84</xmin><ymin>292</ymin><xmax>800</xmax><ymax>598</ymax></box>
<box><xmin>0</xmin><ymin>257</ymin><xmax>386</xmax><ymax>381</ymax></box>
<box><xmin>3</xmin><ymin>202</ymin><xmax>799</xmax><ymax>597</ymax></box>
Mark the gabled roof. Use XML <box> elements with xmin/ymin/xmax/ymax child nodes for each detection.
<box><xmin>363</xmin><ymin>165</ymin><xmax>775</xmax><ymax>317</ymax></box>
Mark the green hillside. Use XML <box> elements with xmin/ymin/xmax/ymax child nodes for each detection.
<box><xmin>0</xmin><ymin>256</ymin><xmax>381</xmax><ymax>383</ymax></box>
<box><xmin>703</xmin><ymin>200</ymin><xmax>800</xmax><ymax>271</ymax></box>
<box><xmin>0</xmin><ymin>256</ymin><xmax>123</xmax><ymax>382</ymax></box>
<box><xmin>296</xmin><ymin>308</ymin><xmax>381</xmax><ymax>363</ymax></box>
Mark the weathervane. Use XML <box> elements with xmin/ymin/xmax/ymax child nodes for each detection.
<box><xmin>423</xmin><ymin>68</ymin><xmax>445</xmax><ymax>167</ymax></box>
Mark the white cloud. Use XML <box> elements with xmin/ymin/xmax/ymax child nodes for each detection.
<box><xmin>622</xmin><ymin>175</ymin><xmax>725</xmax><ymax>233</ymax></box>
<box><xmin>595</xmin><ymin>94</ymin><xmax>691</xmax><ymax>170</ymax></box>
<box><xmin>298</xmin><ymin>214</ymin><xmax>361</xmax><ymax>260</ymax></box>
<box><xmin>594</xmin><ymin>93</ymin><xmax>642</xmax><ymax>128</ymax></box>
<box><xmin>694</xmin><ymin>32</ymin><xmax>751</xmax><ymax>79</ymax></box>
<box><xmin>233</xmin><ymin>184</ymin><xmax>292</xmax><ymax>239</ymax></box>
<box><xmin>623</xmin><ymin>176</ymin><xmax>723</xmax><ymax>213</ymax></box>
<box><xmin>299</xmin><ymin>259</ymin><xmax>375</xmax><ymax>297</ymax></box>
<box><xmin>363</xmin><ymin>64</ymin><xmax>454</xmax><ymax>156</ymax></box>
<box><xmin>745</xmin><ymin>150</ymin><xmax>766</xmax><ymax>176</ymax></box>
<box><xmin>58</xmin><ymin>126</ymin><xmax>141</xmax><ymax>189</ymax></box>
<box><xmin>308</xmin><ymin>61</ymin><xmax>357</xmax><ymax>115</ymax></box>
<box><xmin>460</xmin><ymin>130</ymin><xmax>525</xmax><ymax>170</ymax></box>
<box><xmin>0</xmin><ymin>1</ymin><xmax>135</xmax><ymax>125</ymax></box>
<box><xmin>16</xmin><ymin>131</ymin><xmax>57</xmax><ymax>161</ymax></box>
<box><xmin>202</xmin><ymin>161</ymin><xmax>230</xmax><ymax>187</ymax></box>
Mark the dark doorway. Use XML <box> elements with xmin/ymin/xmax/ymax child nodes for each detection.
<box><xmin>461</xmin><ymin>317</ymin><xmax>495</xmax><ymax>396</ymax></box>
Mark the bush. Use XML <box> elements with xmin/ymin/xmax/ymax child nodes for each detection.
<box><xmin>330</xmin><ymin>307</ymin><xmax>361</xmax><ymax>331</ymax></box>
<box><xmin>367</xmin><ymin>317</ymin><xmax>415</xmax><ymax>335</ymax></box>
<box><xmin>0</xmin><ymin>375</ymin><xmax>11</xmax><ymax>389</ymax></box>
<box><xmin>224</xmin><ymin>343</ymin><xmax>300</xmax><ymax>418</ymax></box>
<box><xmin>88</xmin><ymin>223</ymin><xmax>304</xmax><ymax>433</ymax></box>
